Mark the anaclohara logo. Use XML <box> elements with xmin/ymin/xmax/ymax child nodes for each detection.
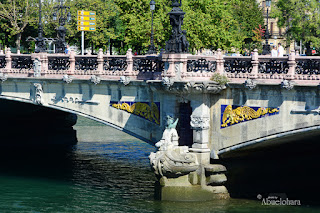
<box><xmin>257</xmin><ymin>193</ymin><xmax>301</xmax><ymax>206</ymax></box>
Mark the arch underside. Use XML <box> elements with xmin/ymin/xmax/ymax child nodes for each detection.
<box><xmin>0</xmin><ymin>95</ymin><xmax>156</xmax><ymax>145</ymax></box>
<box><xmin>218</xmin><ymin>125</ymin><xmax>320</xmax><ymax>158</ymax></box>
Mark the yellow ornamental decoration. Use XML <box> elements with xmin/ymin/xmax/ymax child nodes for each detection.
<box><xmin>111</xmin><ymin>102</ymin><xmax>160</xmax><ymax>125</ymax></box>
<box><xmin>221</xmin><ymin>105</ymin><xmax>279</xmax><ymax>128</ymax></box>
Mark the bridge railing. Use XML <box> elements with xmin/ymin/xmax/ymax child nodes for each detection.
<box><xmin>2</xmin><ymin>48</ymin><xmax>320</xmax><ymax>84</ymax></box>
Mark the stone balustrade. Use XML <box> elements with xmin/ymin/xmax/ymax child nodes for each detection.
<box><xmin>1</xmin><ymin>48</ymin><xmax>320</xmax><ymax>86</ymax></box>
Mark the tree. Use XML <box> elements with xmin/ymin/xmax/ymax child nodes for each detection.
<box><xmin>274</xmin><ymin>0</ymin><xmax>320</xmax><ymax>55</ymax></box>
<box><xmin>232</xmin><ymin>0</ymin><xmax>264</xmax><ymax>53</ymax></box>
<box><xmin>0</xmin><ymin>0</ymin><xmax>37</xmax><ymax>51</ymax></box>
<box><xmin>114</xmin><ymin>0</ymin><xmax>171</xmax><ymax>53</ymax></box>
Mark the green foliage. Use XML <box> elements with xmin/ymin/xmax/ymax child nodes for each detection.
<box><xmin>0</xmin><ymin>0</ymin><xmax>265</xmax><ymax>54</ymax></box>
<box><xmin>210</xmin><ymin>73</ymin><xmax>229</xmax><ymax>85</ymax></box>
<box><xmin>274</xmin><ymin>0</ymin><xmax>320</xmax><ymax>55</ymax></box>
<box><xmin>0</xmin><ymin>0</ymin><xmax>38</xmax><ymax>51</ymax></box>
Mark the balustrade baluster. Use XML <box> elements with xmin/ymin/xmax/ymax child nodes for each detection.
<box><xmin>69</xmin><ymin>50</ymin><xmax>75</xmax><ymax>74</ymax></box>
<box><xmin>287</xmin><ymin>50</ymin><xmax>296</xmax><ymax>80</ymax></box>
<box><xmin>216</xmin><ymin>49</ymin><xmax>224</xmax><ymax>74</ymax></box>
<box><xmin>5</xmin><ymin>48</ymin><xmax>12</xmax><ymax>70</ymax></box>
<box><xmin>250</xmin><ymin>49</ymin><xmax>259</xmax><ymax>79</ymax></box>
<box><xmin>125</xmin><ymin>48</ymin><xmax>133</xmax><ymax>76</ymax></box>
<box><xmin>97</xmin><ymin>49</ymin><xmax>104</xmax><ymax>75</ymax></box>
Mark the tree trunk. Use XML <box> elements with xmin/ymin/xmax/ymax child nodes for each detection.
<box><xmin>16</xmin><ymin>33</ymin><xmax>21</xmax><ymax>52</ymax></box>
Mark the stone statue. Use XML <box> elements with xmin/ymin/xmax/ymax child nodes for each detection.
<box><xmin>155</xmin><ymin>115</ymin><xmax>179</xmax><ymax>150</ymax></box>
<box><xmin>149</xmin><ymin>115</ymin><xmax>198</xmax><ymax>177</ymax></box>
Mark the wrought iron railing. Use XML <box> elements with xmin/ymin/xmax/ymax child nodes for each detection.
<box><xmin>48</xmin><ymin>56</ymin><xmax>70</xmax><ymax>71</ymax></box>
<box><xmin>103</xmin><ymin>56</ymin><xmax>127</xmax><ymax>72</ymax></box>
<box><xmin>296</xmin><ymin>59</ymin><xmax>320</xmax><ymax>75</ymax></box>
<box><xmin>258</xmin><ymin>58</ymin><xmax>289</xmax><ymax>74</ymax></box>
<box><xmin>187</xmin><ymin>58</ymin><xmax>216</xmax><ymax>72</ymax></box>
<box><xmin>11</xmin><ymin>55</ymin><xmax>33</xmax><ymax>70</ymax></box>
<box><xmin>0</xmin><ymin>56</ymin><xmax>6</xmax><ymax>68</ymax></box>
<box><xmin>75</xmin><ymin>56</ymin><xmax>98</xmax><ymax>71</ymax></box>
<box><xmin>224</xmin><ymin>57</ymin><xmax>252</xmax><ymax>73</ymax></box>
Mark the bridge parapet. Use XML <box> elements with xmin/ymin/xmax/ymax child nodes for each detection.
<box><xmin>1</xmin><ymin>48</ymin><xmax>320</xmax><ymax>86</ymax></box>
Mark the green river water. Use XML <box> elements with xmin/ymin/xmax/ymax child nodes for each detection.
<box><xmin>0</xmin><ymin>117</ymin><xmax>319</xmax><ymax>213</ymax></box>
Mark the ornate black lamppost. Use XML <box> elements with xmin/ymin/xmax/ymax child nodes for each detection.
<box><xmin>262</xmin><ymin>0</ymin><xmax>271</xmax><ymax>55</ymax></box>
<box><xmin>165</xmin><ymin>0</ymin><xmax>189</xmax><ymax>53</ymax></box>
<box><xmin>52</xmin><ymin>0</ymin><xmax>71</xmax><ymax>53</ymax></box>
<box><xmin>147</xmin><ymin>0</ymin><xmax>157</xmax><ymax>54</ymax></box>
<box><xmin>34</xmin><ymin>0</ymin><xmax>46</xmax><ymax>53</ymax></box>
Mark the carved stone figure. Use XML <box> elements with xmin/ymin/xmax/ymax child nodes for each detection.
<box><xmin>162</xmin><ymin>77</ymin><xmax>174</xmax><ymax>89</ymax></box>
<box><xmin>90</xmin><ymin>75</ymin><xmax>101</xmax><ymax>85</ymax></box>
<box><xmin>244</xmin><ymin>79</ymin><xmax>257</xmax><ymax>90</ymax></box>
<box><xmin>33</xmin><ymin>83</ymin><xmax>43</xmax><ymax>105</ymax></box>
<box><xmin>0</xmin><ymin>73</ymin><xmax>8</xmax><ymax>82</ymax></box>
<box><xmin>119</xmin><ymin>76</ymin><xmax>130</xmax><ymax>86</ymax></box>
<box><xmin>62</xmin><ymin>74</ymin><xmax>73</xmax><ymax>83</ymax></box>
<box><xmin>149</xmin><ymin>115</ymin><xmax>199</xmax><ymax>177</ymax></box>
<box><xmin>281</xmin><ymin>79</ymin><xmax>294</xmax><ymax>90</ymax></box>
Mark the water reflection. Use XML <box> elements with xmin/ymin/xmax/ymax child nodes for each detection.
<box><xmin>0</xmin><ymin>118</ymin><xmax>319</xmax><ymax>212</ymax></box>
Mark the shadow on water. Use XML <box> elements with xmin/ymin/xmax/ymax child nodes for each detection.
<box><xmin>221</xmin><ymin>135</ymin><xmax>320</xmax><ymax>206</ymax></box>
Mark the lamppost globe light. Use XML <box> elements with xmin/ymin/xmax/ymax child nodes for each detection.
<box><xmin>150</xmin><ymin>0</ymin><xmax>156</xmax><ymax>11</ymax></box>
<box><xmin>266</xmin><ymin>0</ymin><xmax>271</xmax><ymax>7</ymax></box>
<box><xmin>67</xmin><ymin>12</ymin><xmax>71</xmax><ymax>22</ymax></box>
<box><xmin>53</xmin><ymin>12</ymin><xmax>57</xmax><ymax>21</ymax></box>
<box><xmin>147</xmin><ymin>0</ymin><xmax>157</xmax><ymax>54</ymax></box>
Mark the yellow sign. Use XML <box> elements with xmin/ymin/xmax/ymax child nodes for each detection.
<box><xmin>77</xmin><ymin>16</ymin><xmax>96</xmax><ymax>21</ymax></box>
<box><xmin>77</xmin><ymin>10</ymin><xmax>96</xmax><ymax>31</ymax></box>
<box><xmin>77</xmin><ymin>11</ymin><xmax>96</xmax><ymax>16</ymax></box>
<box><xmin>77</xmin><ymin>26</ymin><xmax>96</xmax><ymax>31</ymax></box>
<box><xmin>78</xmin><ymin>21</ymin><xmax>96</xmax><ymax>26</ymax></box>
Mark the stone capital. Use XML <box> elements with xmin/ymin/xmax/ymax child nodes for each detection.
<box><xmin>190</xmin><ymin>115</ymin><xmax>210</xmax><ymax>130</ymax></box>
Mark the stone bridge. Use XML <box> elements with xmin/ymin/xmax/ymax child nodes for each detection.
<box><xmin>1</xmin><ymin>48</ymin><xmax>320</xmax><ymax>201</ymax></box>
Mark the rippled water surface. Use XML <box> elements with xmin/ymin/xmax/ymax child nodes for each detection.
<box><xmin>0</xmin><ymin>117</ymin><xmax>319</xmax><ymax>212</ymax></box>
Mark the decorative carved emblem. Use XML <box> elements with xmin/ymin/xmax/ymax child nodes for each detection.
<box><xmin>281</xmin><ymin>80</ymin><xmax>294</xmax><ymax>90</ymax></box>
<box><xmin>110</xmin><ymin>101</ymin><xmax>160</xmax><ymax>125</ymax></box>
<box><xmin>0</xmin><ymin>73</ymin><xmax>8</xmax><ymax>82</ymax></box>
<box><xmin>190</xmin><ymin>115</ymin><xmax>210</xmax><ymax>130</ymax></box>
<box><xmin>119</xmin><ymin>76</ymin><xmax>130</xmax><ymax>85</ymax></box>
<box><xmin>90</xmin><ymin>75</ymin><xmax>101</xmax><ymax>85</ymax></box>
<box><xmin>221</xmin><ymin>105</ymin><xmax>279</xmax><ymax>128</ymax></box>
<box><xmin>33</xmin><ymin>83</ymin><xmax>43</xmax><ymax>105</ymax></box>
<box><xmin>62</xmin><ymin>74</ymin><xmax>73</xmax><ymax>83</ymax></box>
<box><xmin>162</xmin><ymin>77</ymin><xmax>174</xmax><ymax>89</ymax></box>
<box><xmin>244</xmin><ymin>79</ymin><xmax>257</xmax><ymax>90</ymax></box>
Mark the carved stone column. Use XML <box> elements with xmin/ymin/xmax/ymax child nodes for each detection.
<box><xmin>40</xmin><ymin>52</ymin><xmax>48</xmax><ymax>73</ymax></box>
<box><xmin>97</xmin><ymin>48</ymin><xmax>104</xmax><ymax>75</ymax></box>
<box><xmin>250</xmin><ymin>49</ymin><xmax>259</xmax><ymax>79</ymax></box>
<box><xmin>215</xmin><ymin>49</ymin><xmax>224</xmax><ymax>74</ymax></box>
<box><xmin>190</xmin><ymin>115</ymin><xmax>210</xmax><ymax>152</ymax></box>
<box><xmin>125</xmin><ymin>48</ymin><xmax>133</xmax><ymax>76</ymax></box>
<box><xmin>286</xmin><ymin>50</ymin><xmax>296</xmax><ymax>80</ymax></box>
<box><xmin>161</xmin><ymin>53</ymin><xmax>176</xmax><ymax>78</ymax></box>
<box><xmin>5</xmin><ymin>48</ymin><xmax>12</xmax><ymax>70</ymax></box>
<box><xmin>68</xmin><ymin>50</ymin><xmax>75</xmax><ymax>75</ymax></box>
